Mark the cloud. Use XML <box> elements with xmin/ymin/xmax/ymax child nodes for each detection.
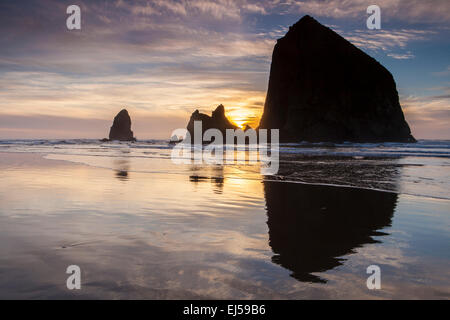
<box><xmin>114</xmin><ymin>0</ymin><xmax>259</xmax><ymax>21</ymax></box>
<box><xmin>284</xmin><ymin>0</ymin><xmax>450</xmax><ymax>23</ymax></box>
<box><xmin>66</xmin><ymin>0</ymin><xmax>450</xmax><ymax>23</ymax></box>
<box><xmin>189</xmin><ymin>0</ymin><xmax>241</xmax><ymax>20</ymax></box>
<box><xmin>328</xmin><ymin>28</ymin><xmax>436</xmax><ymax>59</ymax></box>
<box><xmin>387</xmin><ymin>52</ymin><xmax>415</xmax><ymax>60</ymax></box>
<box><xmin>401</xmin><ymin>88</ymin><xmax>450</xmax><ymax>139</ymax></box>
<box><xmin>432</xmin><ymin>66</ymin><xmax>450</xmax><ymax>77</ymax></box>
<box><xmin>339</xmin><ymin>29</ymin><xmax>435</xmax><ymax>52</ymax></box>
<box><xmin>243</xmin><ymin>3</ymin><xmax>267</xmax><ymax>15</ymax></box>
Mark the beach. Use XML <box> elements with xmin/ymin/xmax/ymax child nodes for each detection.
<box><xmin>0</xmin><ymin>140</ymin><xmax>449</xmax><ymax>299</ymax></box>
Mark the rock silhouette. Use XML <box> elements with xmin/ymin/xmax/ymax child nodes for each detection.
<box><xmin>108</xmin><ymin>109</ymin><xmax>136</xmax><ymax>141</ymax></box>
<box><xmin>186</xmin><ymin>104</ymin><xmax>238</xmax><ymax>142</ymax></box>
<box><xmin>264</xmin><ymin>180</ymin><xmax>396</xmax><ymax>283</ymax></box>
<box><xmin>259</xmin><ymin>15</ymin><xmax>415</xmax><ymax>143</ymax></box>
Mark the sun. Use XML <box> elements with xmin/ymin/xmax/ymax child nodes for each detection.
<box><xmin>232</xmin><ymin>118</ymin><xmax>247</xmax><ymax>129</ymax></box>
<box><xmin>227</xmin><ymin>108</ymin><xmax>261</xmax><ymax>130</ymax></box>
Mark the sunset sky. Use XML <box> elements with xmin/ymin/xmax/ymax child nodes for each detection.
<box><xmin>0</xmin><ymin>0</ymin><xmax>449</xmax><ymax>139</ymax></box>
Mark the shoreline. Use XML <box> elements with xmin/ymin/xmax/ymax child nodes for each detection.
<box><xmin>1</xmin><ymin>151</ymin><xmax>449</xmax><ymax>202</ymax></box>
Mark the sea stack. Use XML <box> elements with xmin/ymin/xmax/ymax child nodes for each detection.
<box><xmin>259</xmin><ymin>15</ymin><xmax>415</xmax><ymax>143</ymax></box>
<box><xmin>108</xmin><ymin>109</ymin><xmax>136</xmax><ymax>141</ymax></box>
<box><xmin>186</xmin><ymin>104</ymin><xmax>238</xmax><ymax>142</ymax></box>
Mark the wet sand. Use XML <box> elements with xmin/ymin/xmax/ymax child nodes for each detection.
<box><xmin>0</xmin><ymin>152</ymin><xmax>449</xmax><ymax>299</ymax></box>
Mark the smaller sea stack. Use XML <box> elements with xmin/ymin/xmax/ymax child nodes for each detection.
<box><xmin>108</xmin><ymin>109</ymin><xmax>136</xmax><ymax>141</ymax></box>
<box><xmin>186</xmin><ymin>104</ymin><xmax>238</xmax><ymax>142</ymax></box>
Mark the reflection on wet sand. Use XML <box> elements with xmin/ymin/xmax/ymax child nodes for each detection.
<box><xmin>274</xmin><ymin>155</ymin><xmax>403</xmax><ymax>193</ymax></box>
<box><xmin>264</xmin><ymin>181</ymin><xmax>397</xmax><ymax>283</ymax></box>
<box><xmin>189</xmin><ymin>165</ymin><xmax>225</xmax><ymax>194</ymax></box>
<box><xmin>185</xmin><ymin>160</ymin><xmax>399</xmax><ymax>284</ymax></box>
<box><xmin>114</xmin><ymin>159</ymin><xmax>130</xmax><ymax>181</ymax></box>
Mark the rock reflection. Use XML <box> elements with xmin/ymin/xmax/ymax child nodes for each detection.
<box><xmin>264</xmin><ymin>181</ymin><xmax>397</xmax><ymax>283</ymax></box>
<box><xmin>189</xmin><ymin>165</ymin><xmax>224</xmax><ymax>194</ymax></box>
<box><xmin>114</xmin><ymin>159</ymin><xmax>130</xmax><ymax>181</ymax></box>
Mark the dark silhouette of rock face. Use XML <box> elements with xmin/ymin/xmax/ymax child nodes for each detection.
<box><xmin>259</xmin><ymin>15</ymin><xmax>415</xmax><ymax>143</ymax></box>
<box><xmin>264</xmin><ymin>180</ymin><xmax>397</xmax><ymax>283</ymax></box>
<box><xmin>186</xmin><ymin>104</ymin><xmax>238</xmax><ymax>142</ymax></box>
<box><xmin>108</xmin><ymin>109</ymin><xmax>136</xmax><ymax>141</ymax></box>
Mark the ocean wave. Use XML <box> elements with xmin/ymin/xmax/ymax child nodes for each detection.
<box><xmin>1</xmin><ymin>139</ymin><xmax>449</xmax><ymax>159</ymax></box>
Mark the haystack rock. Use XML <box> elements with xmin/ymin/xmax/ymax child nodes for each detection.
<box><xmin>259</xmin><ymin>15</ymin><xmax>415</xmax><ymax>143</ymax></box>
<box><xmin>108</xmin><ymin>109</ymin><xmax>136</xmax><ymax>141</ymax></box>
<box><xmin>186</xmin><ymin>104</ymin><xmax>238</xmax><ymax>142</ymax></box>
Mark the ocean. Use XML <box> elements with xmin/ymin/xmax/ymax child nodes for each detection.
<box><xmin>0</xmin><ymin>139</ymin><xmax>449</xmax><ymax>298</ymax></box>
